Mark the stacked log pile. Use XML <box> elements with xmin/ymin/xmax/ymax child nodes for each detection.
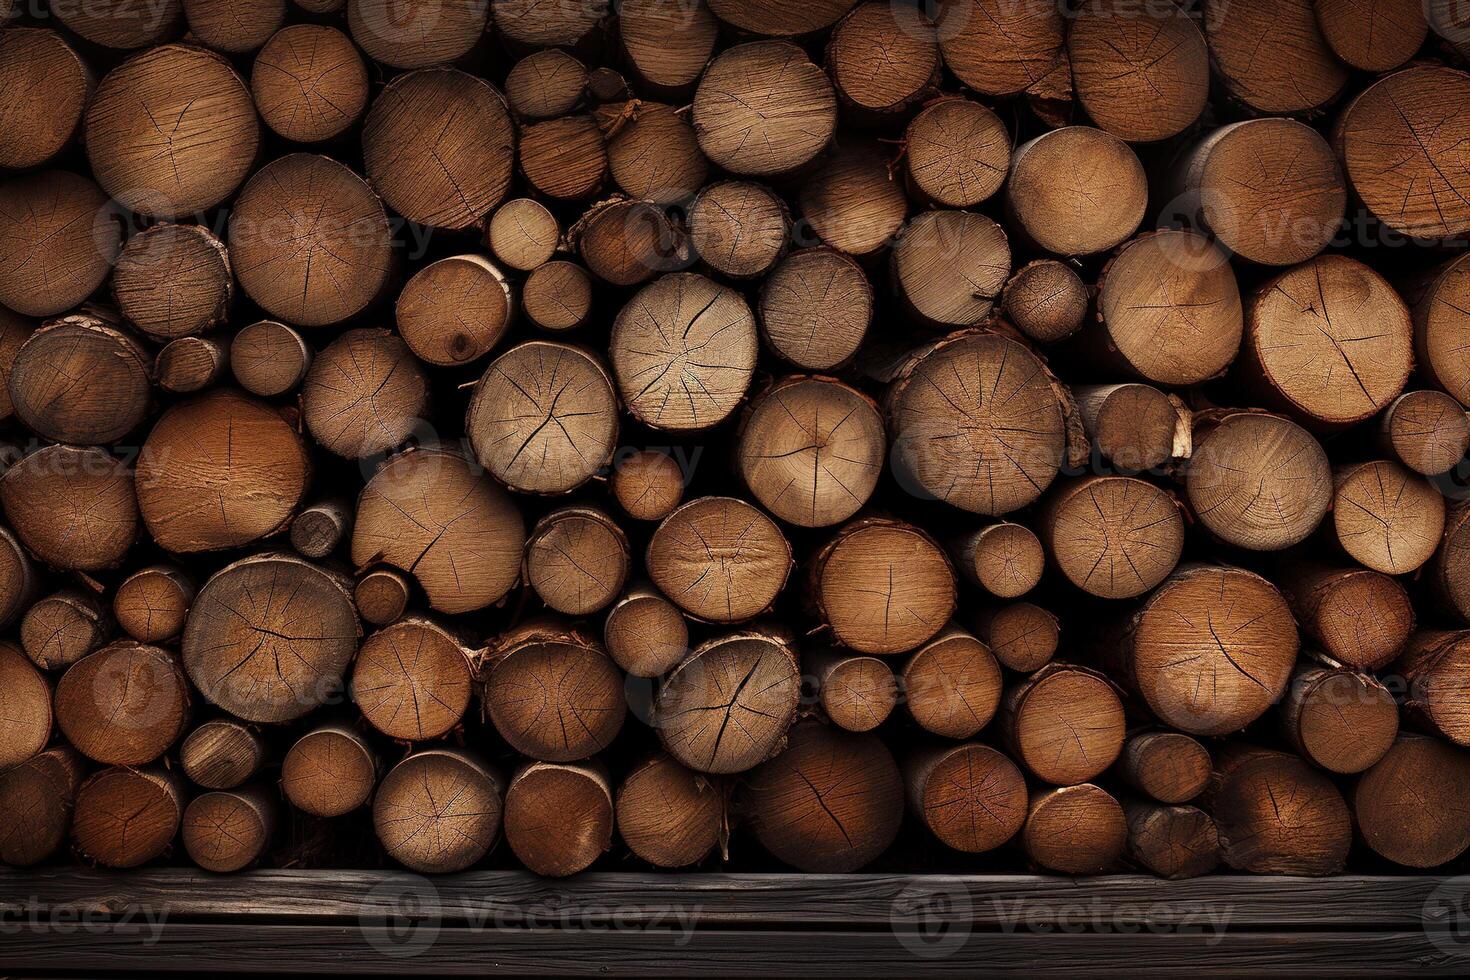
<box><xmin>4</xmin><ymin>0</ymin><xmax>1470</xmax><ymax>880</ymax></box>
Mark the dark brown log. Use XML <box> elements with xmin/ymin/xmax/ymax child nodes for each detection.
<box><xmin>1314</xmin><ymin>0</ymin><xmax>1425</xmax><ymax>71</ymax></box>
<box><xmin>905</xmin><ymin>743</ymin><xmax>1026</xmax><ymax>854</ymax></box>
<box><xmin>618</xmin><ymin>0</ymin><xmax>719</xmax><ymax>99</ymax></box>
<box><xmin>1067</xmin><ymin>0</ymin><xmax>1208</xmax><ymax>143</ymax></box>
<box><xmin>0</xmin><ymin>525</ymin><xmax>36</xmax><ymax>631</ymax></box>
<box><xmin>252</xmin><ymin>24</ymin><xmax>368</xmax><ymax>142</ymax></box>
<box><xmin>693</xmin><ymin>41</ymin><xmax>836</xmax><ymax>178</ymax></box>
<box><xmin>352</xmin><ymin>447</ymin><xmax>525</xmax><ymax>615</ymax></box>
<box><xmin>363</xmin><ymin>68</ymin><xmax>514</xmax><ymax>229</ymax></box>
<box><xmin>974</xmin><ymin>601</ymin><xmax>1059</xmax><ymax>673</ymax></box>
<box><xmin>1005</xmin><ymin>127</ymin><xmax>1146</xmax><ymax>257</ymax></box>
<box><xmin>1073</xmin><ymin>384</ymin><xmax>1188</xmax><ymax>473</ymax></box>
<box><xmin>1434</xmin><ymin>500</ymin><xmax>1470</xmax><ymax>623</ymax></box>
<box><xmin>648</xmin><ymin>497</ymin><xmax>792</xmax><ymax>624</ymax></box>
<box><xmin>1173</xmin><ymin>119</ymin><xmax>1345</xmax><ymax>267</ymax></box>
<box><xmin>493</xmin><ymin>0</ymin><xmax>605</xmax><ymax>47</ymax></box>
<box><xmin>688</xmin><ymin>182</ymin><xmax>787</xmax><ymax>280</ymax></box>
<box><xmin>50</xmin><ymin>0</ymin><xmax>183</xmax><ymax>48</ymax></box>
<box><xmin>179</xmin><ymin>719</ymin><xmax>265</xmax><ymax>790</ymax></box>
<box><xmin>522</xmin><ymin>260</ymin><xmax>593</xmax><ymax>332</ymax></box>
<box><xmin>156</xmin><ymin>334</ymin><xmax>229</xmax><ymax>394</ymax></box>
<box><xmin>352</xmin><ymin>616</ymin><xmax>473</xmax><ymax>740</ymax></box>
<box><xmin>302</xmin><ymin>328</ymin><xmax>428</xmax><ymax>460</ymax></box>
<box><xmin>1039</xmin><ymin>476</ymin><xmax>1184</xmax><ymax>600</ymax></box>
<box><xmin>136</xmin><ymin>389</ymin><xmax>309</xmax><ymax>553</ymax></box>
<box><xmin>737</xmin><ymin>377</ymin><xmax>884</xmax><ymax>529</ymax></box>
<box><xmin>229</xmin><ymin>153</ymin><xmax>394</xmax><ymax>327</ymax></box>
<box><xmin>1185</xmin><ymin>411</ymin><xmax>1332</xmax><ymax>551</ymax></box>
<box><xmin>487</xmin><ymin>198</ymin><xmax>559</xmax><ymax>273</ymax></box>
<box><xmin>348</xmin><ymin>0</ymin><xmax>489</xmax><ymax>69</ymax></box>
<box><xmin>1280</xmin><ymin>660</ymin><xmax>1398</xmax><ymax>774</ymax></box>
<box><xmin>231</xmin><ymin>320</ymin><xmax>311</xmax><ymax>398</ymax></box>
<box><xmin>1</xmin><ymin>445</ymin><xmax>137</xmax><ymax>572</ymax></box>
<box><xmin>482</xmin><ymin>620</ymin><xmax>626</xmax><ymax>762</ymax></box>
<box><xmin>467</xmin><ymin>340</ymin><xmax>618</xmax><ymax>495</ymax></box>
<box><xmin>113</xmin><ymin>224</ymin><xmax>231</xmax><ymax>341</ymax></box>
<box><xmin>72</xmin><ymin>766</ymin><xmax>184</xmax><ymax>868</ymax></box>
<box><xmin>890</xmin><ymin>210</ymin><xmax>1010</xmax><ymax>329</ymax></box>
<box><xmin>1281</xmin><ymin>560</ymin><xmax>1413</xmax><ymax>671</ymax></box>
<box><xmin>1108</xmin><ymin>564</ymin><xmax>1298</xmax><ymax>736</ymax></box>
<box><xmin>1335</xmin><ymin>66</ymin><xmax>1470</xmax><ymax>240</ymax></box>
<box><xmin>1001</xmin><ymin>260</ymin><xmax>1087</xmax><ymax>344</ymax></box>
<box><xmin>902</xmin><ymin>96</ymin><xmax>1008</xmax><ymax>208</ymax></box>
<box><xmin>1378</xmin><ymin>390</ymin><xmax>1470</xmax><ymax>476</ymax></box>
<box><xmin>85</xmin><ymin>44</ymin><xmax>258</xmax><ymax>218</ymax></box>
<box><xmin>1116</xmin><ymin>731</ymin><xmax>1212</xmax><ymax>805</ymax></box>
<box><xmin>1023</xmin><ymin>784</ymin><xmax>1126</xmax><ymax>875</ymax></box>
<box><xmin>806</xmin><ymin>649</ymin><xmax>896</xmax><ymax>733</ymax></box>
<box><xmin>654</xmin><ymin>629</ymin><xmax>802</xmax><ymax>774</ymax></box>
<box><xmin>0</xmin><ymin>745</ymin><xmax>83</xmax><ymax>866</ymax></box>
<box><xmin>184</xmin><ymin>0</ymin><xmax>284</xmax><ymax>52</ymax></box>
<box><xmin>1333</xmin><ymin>460</ymin><xmax>1444</xmax><ymax>574</ymax></box>
<box><xmin>1354</xmin><ymin>733</ymin><xmax>1470</xmax><ymax>868</ymax></box>
<box><xmin>280</xmin><ymin>723</ymin><xmax>377</xmax><ymax>817</ymax></box>
<box><xmin>55</xmin><ymin>640</ymin><xmax>189</xmax><ymax>766</ymax></box>
<box><xmin>615</xmin><ymin>753</ymin><xmax>725</xmax><ymax>869</ymax></box>
<box><xmin>1399</xmin><ymin>630</ymin><xmax>1470</xmax><ymax>746</ymax></box>
<box><xmin>605</xmin><ymin>103</ymin><xmax>708</xmax><ymax>206</ymax></box>
<box><xmin>506</xmin><ymin>50</ymin><xmax>587</xmax><ymax>119</ymax></box>
<box><xmin>375</xmin><ymin>748</ymin><xmax>504</xmax><ymax>873</ymax></box>
<box><xmin>183</xmin><ymin>785</ymin><xmax>277</xmax><ymax>873</ymax></box>
<box><xmin>1206</xmin><ymin>747</ymin><xmax>1351</xmax><ymax>876</ymax></box>
<box><xmin>758</xmin><ymin>248</ymin><xmax>871</xmax><ymax>370</ymax></box>
<box><xmin>1123</xmin><ymin>801</ymin><xmax>1220</xmax><ymax>880</ymax></box>
<box><xmin>21</xmin><ymin>589</ymin><xmax>111</xmax><ymax>671</ymax></box>
<box><xmin>945</xmin><ymin>524</ymin><xmax>1038</xmax><ymax>600</ymax></box>
<box><xmin>900</xmin><ymin>625</ymin><xmax>1003</xmax><ymax>739</ymax></box>
<box><xmin>353</xmin><ymin>567</ymin><xmax>412</xmax><ymax>628</ymax></box>
<box><xmin>798</xmin><ymin>139</ymin><xmax>907</xmax><ymax>257</ymax></box>
<box><xmin>885</xmin><ymin>331</ymin><xmax>1067</xmax><ymax>515</ymax></box>
<box><xmin>936</xmin><ymin>0</ymin><xmax>1064</xmax><ymax>97</ymax></box>
<box><xmin>826</xmin><ymin>2</ymin><xmax>938</xmax><ymax>120</ymax></box>
<box><xmin>6</xmin><ymin>314</ymin><xmax>149</xmax><ymax>443</ymax></box>
<box><xmin>502</xmin><ymin>761</ymin><xmax>611</xmax><ymax>877</ymax></box>
<box><xmin>525</xmin><ymin>506</ymin><xmax>630</xmax><ymax>616</ymax></box>
<box><xmin>1415</xmin><ymin>254</ymin><xmax>1470</xmax><ymax>407</ymax></box>
<box><xmin>706</xmin><ymin>0</ymin><xmax>854</xmax><ymax>35</ymax></box>
<box><xmin>289</xmin><ymin>500</ymin><xmax>352</xmax><ymax>560</ymax></box>
<box><xmin>397</xmin><ymin>255</ymin><xmax>514</xmax><ymax>367</ymax></box>
<box><xmin>1086</xmin><ymin>231</ymin><xmax>1242</xmax><ymax>387</ymax></box>
<box><xmin>1202</xmin><ymin>0</ymin><xmax>1347</xmax><ymax>114</ymax></box>
<box><xmin>0</xmin><ymin>307</ymin><xmax>31</xmax><ymax>422</ymax></box>
<box><xmin>0</xmin><ymin>29</ymin><xmax>93</xmax><ymax>170</ymax></box>
<box><xmin>1002</xmin><ymin>663</ymin><xmax>1125</xmax><ymax>787</ymax></box>
<box><xmin>746</xmin><ymin>720</ymin><xmax>902</xmax><ymax>873</ymax></box>
<box><xmin>519</xmin><ymin>115</ymin><xmax>608</xmax><ymax>201</ymax></box>
<box><xmin>603</xmin><ymin>582</ymin><xmax>688</xmax><ymax>678</ymax></box>
<box><xmin>182</xmin><ymin>553</ymin><xmax>361</xmax><ymax>723</ymax></box>
<box><xmin>0</xmin><ymin>173</ymin><xmax>119</xmax><ymax>318</ymax></box>
<box><xmin>573</xmin><ymin>197</ymin><xmax>684</xmax><ymax>287</ymax></box>
<box><xmin>610</xmin><ymin>450</ymin><xmax>685</xmax><ymax>522</ymax></box>
<box><xmin>808</xmin><ymin>517</ymin><xmax>953</xmax><ymax>655</ymax></box>
<box><xmin>0</xmin><ymin>640</ymin><xmax>50</xmax><ymax>769</ymax></box>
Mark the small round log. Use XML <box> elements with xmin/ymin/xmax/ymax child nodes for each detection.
<box><xmin>487</xmin><ymin>199</ymin><xmax>559</xmax><ymax>273</ymax></box>
<box><xmin>50</xmin><ymin>0</ymin><xmax>184</xmax><ymax>49</ymax></box>
<box><xmin>523</xmin><ymin>260</ymin><xmax>593</xmax><ymax>332</ymax></box>
<box><xmin>974</xmin><ymin>602</ymin><xmax>1060</xmax><ymax>674</ymax></box>
<box><xmin>347</xmin><ymin>0</ymin><xmax>489</xmax><ymax>69</ymax></box>
<box><xmin>0</xmin><ymin>746</ymin><xmax>84</xmax><ymax>866</ymax></box>
<box><xmin>0</xmin><ymin>526</ymin><xmax>36</xmax><ymax>631</ymax></box>
<box><xmin>7</xmin><ymin>314</ymin><xmax>149</xmax><ymax>442</ymax></box>
<box><xmin>85</xmin><ymin>44</ymin><xmax>258</xmax><ymax>218</ymax></box>
<box><xmin>1399</xmin><ymin>630</ymin><xmax>1470</xmax><ymax>746</ymax></box>
<box><xmin>113</xmin><ymin>224</ymin><xmax>231</xmax><ymax>342</ymax></box>
<box><xmin>525</xmin><ymin>506</ymin><xmax>630</xmax><ymax>616</ymax></box>
<box><xmin>467</xmin><ymin>341</ymin><xmax>618</xmax><ymax>495</ymax></box>
<box><xmin>936</xmin><ymin>0</ymin><xmax>1064</xmax><ymax>97</ymax></box>
<box><xmin>1002</xmin><ymin>663</ymin><xmax>1125</xmax><ymax>786</ymax></box>
<box><xmin>302</xmin><ymin>328</ymin><xmax>428</xmax><ymax>459</ymax></box>
<box><xmin>506</xmin><ymin>49</ymin><xmax>587</xmax><ymax>119</ymax></box>
<box><xmin>1354</xmin><ymin>734</ymin><xmax>1470</xmax><ymax>868</ymax></box>
<box><xmin>136</xmin><ymin>389</ymin><xmax>310</xmax><ymax>553</ymax></box>
<box><xmin>179</xmin><ymin>719</ymin><xmax>265</xmax><ymax>790</ymax></box>
<box><xmin>606</xmin><ymin>103</ymin><xmax>707</xmax><ymax>205</ymax></box>
<box><xmin>798</xmin><ymin>139</ymin><xmax>908</xmax><ymax>257</ymax></box>
<box><xmin>290</xmin><ymin>500</ymin><xmax>352</xmax><ymax>559</ymax></box>
<box><xmin>689</xmin><ymin>182</ymin><xmax>787</xmax><ymax>280</ymax></box>
<box><xmin>1202</xmin><ymin>0</ymin><xmax>1347</xmax><ymax>115</ymax></box>
<box><xmin>906</xmin><ymin>743</ymin><xmax>1026</xmax><ymax>854</ymax></box>
<box><xmin>655</xmin><ymin>629</ymin><xmax>801</xmax><ymax>774</ymax></box>
<box><xmin>1038</xmin><ymin>476</ymin><xmax>1185</xmax><ymax>600</ymax></box>
<box><xmin>1314</xmin><ymin>0</ymin><xmax>1425</xmax><ymax>71</ymax></box>
<box><xmin>492</xmin><ymin>0</ymin><xmax>605</xmax><ymax>48</ymax></box>
<box><xmin>759</xmin><ymin>248</ymin><xmax>871</xmax><ymax>370</ymax></box>
<box><xmin>183</xmin><ymin>786</ymin><xmax>277</xmax><ymax>873</ymax></box>
<box><xmin>231</xmin><ymin>320</ymin><xmax>311</xmax><ymax>398</ymax></box>
<box><xmin>252</xmin><ymin>25</ymin><xmax>368</xmax><ymax>142</ymax></box>
<box><xmin>1073</xmin><ymin>384</ymin><xmax>1183</xmax><ymax>473</ymax></box>
<box><xmin>72</xmin><ymin>766</ymin><xmax>184</xmax><ymax>869</ymax></box>
<box><xmin>519</xmin><ymin>115</ymin><xmax>607</xmax><ymax>201</ymax></box>
<box><xmin>693</xmin><ymin>41</ymin><xmax>836</xmax><ymax>177</ymax></box>
<box><xmin>352</xmin><ymin>447</ymin><xmax>525</xmax><ymax>615</ymax></box>
<box><xmin>1414</xmin><ymin>254</ymin><xmax>1470</xmax><ymax>407</ymax></box>
<box><xmin>1116</xmin><ymin>731</ymin><xmax>1212</xmax><ymax>805</ymax></box>
<box><xmin>648</xmin><ymin>497</ymin><xmax>793</xmax><ymax>625</ymax></box>
<box><xmin>900</xmin><ymin>625</ymin><xmax>1003</xmax><ymax>739</ymax></box>
<box><xmin>1281</xmin><ymin>561</ymin><xmax>1413</xmax><ymax>672</ymax></box>
<box><xmin>950</xmin><ymin>523</ymin><xmax>1044</xmax><ymax>600</ymax></box>
<box><xmin>1</xmin><ymin>444</ymin><xmax>138</xmax><ymax>572</ymax></box>
<box><xmin>156</xmin><ymin>335</ymin><xmax>229</xmax><ymax>394</ymax></box>
<box><xmin>807</xmin><ymin>649</ymin><xmax>896</xmax><ymax>733</ymax></box>
<box><xmin>21</xmin><ymin>590</ymin><xmax>111</xmax><ymax>671</ymax></box>
<box><xmin>1001</xmin><ymin>261</ymin><xmax>1087</xmax><ymax>344</ymax></box>
<box><xmin>1123</xmin><ymin>801</ymin><xmax>1220</xmax><ymax>880</ymax></box>
<box><xmin>182</xmin><ymin>554</ymin><xmax>361</xmax><ymax>723</ymax></box>
<box><xmin>597</xmin><ymin>586</ymin><xmax>686</xmax><ymax>687</ymax></box>
<box><xmin>184</xmin><ymin>0</ymin><xmax>284</xmax><ymax>52</ymax></box>
<box><xmin>891</xmin><ymin>210</ymin><xmax>1010</xmax><ymax>329</ymax></box>
<box><xmin>573</xmin><ymin>198</ymin><xmax>683</xmax><ymax>287</ymax></box>
<box><xmin>826</xmin><ymin>2</ymin><xmax>939</xmax><ymax>120</ymax></box>
<box><xmin>0</xmin><ymin>172</ymin><xmax>120</xmax><ymax>318</ymax></box>
<box><xmin>1205</xmin><ymin>747</ymin><xmax>1351</xmax><ymax>876</ymax></box>
<box><xmin>375</xmin><ymin>748</ymin><xmax>504</xmax><ymax>874</ymax></box>
<box><xmin>0</xmin><ymin>641</ymin><xmax>51</xmax><ymax>769</ymax></box>
<box><xmin>615</xmin><ymin>754</ymin><xmax>724</xmax><ymax>869</ymax></box>
<box><xmin>1280</xmin><ymin>661</ymin><xmax>1398</xmax><ymax>774</ymax></box>
<box><xmin>746</xmin><ymin>721</ymin><xmax>902</xmax><ymax>873</ymax></box>
<box><xmin>397</xmin><ymin>255</ymin><xmax>513</xmax><ymax>367</ymax></box>
<box><xmin>1332</xmin><ymin>460</ymin><xmax>1444</xmax><ymax>575</ymax></box>
<box><xmin>903</xmin><ymin>96</ymin><xmax>1009</xmax><ymax>208</ymax></box>
<box><xmin>618</xmin><ymin>0</ymin><xmax>718</xmax><ymax>99</ymax></box>
<box><xmin>352</xmin><ymin>617</ymin><xmax>473</xmax><ymax>741</ymax></box>
<box><xmin>503</xmin><ymin>761</ymin><xmax>611</xmax><ymax>878</ymax></box>
<box><xmin>0</xmin><ymin>29</ymin><xmax>92</xmax><ymax>170</ymax></box>
<box><xmin>1378</xmin><ymin>390</ymin><xmax>1470</xmax><ymax>476</ymax></box>
<box><xmin>281</xmin><ymin>724</ymin><xmax>377</xmax><ymax>817</ymax></box>
<box><xmin>1022</xmin><ymin>784</ymin><xmax>1126</xmax><ymax>875</ymax></box>
<box><xmin>610</xmin><ymin>450</ymin><xmax>685</xmax><ymax>522</ymax></box>
<box><xmin>354</xmin><ymin>567</ymin><xmax>412</xmax><ymax>627</ymax></box>
<box><xmin>55</xmin><ymin>641</ymin><xmax>190</xmax><ymax>766</ymax></box>
<box><xmin>1005</xmin><ymin>127</ymin><xmax>1146</xmax><ymax>257</ymax></box>
<box><xmin>483</xmin><ymin>621</ymin><xmax>626</xmax><ymax>762</ymax></box>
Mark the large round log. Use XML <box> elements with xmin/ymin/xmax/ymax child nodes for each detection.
<box><xmin>55</xmin><ymin>641</ymin><xmax>190</xmax><ymax>766</ymax></box>
<box><xmin>647</xmin><ymin>497</ymin><xmax>792</xmax><ymax>624</ymax></box>
<box><xmin>615</xmin><ymin>754</ymin><xmax>724</xmax><ymax>869</ymax></box>
<box><xmin>352</xmin><ymin>617</ymin><xmax>473</xmax><ymax>741</ymax></box>
<box><xmin>1206</xmin><ymin>748</ymin><xmax>1351</xmax><ymax>876</ymax></box>
<box><xmin>1354</xmin><ymin>734</ymin><xmax>1470</xmax><ymax>868</ymax></box>
<box><xmin>692</xmin><ymin>41</ymin><xmax>836</xmax><ymax>177</ymax></box>
<box><xmin>374</xmin><ymin>748</ymin><xmax>503</xmax><ymax>874</ymax></box>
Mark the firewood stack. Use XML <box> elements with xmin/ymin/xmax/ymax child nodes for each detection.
<box><xmin>4</xmin><ymin>0</ymin><xmax>1470</xmax><ymax>880</ymax></box>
